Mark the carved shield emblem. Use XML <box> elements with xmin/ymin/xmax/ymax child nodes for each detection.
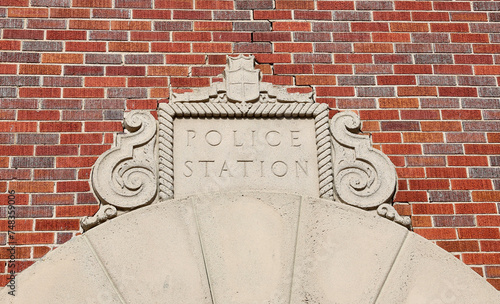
<box><xmin>225</xmin><ymin>56</ymin><xmax>260</xmax><ymax>103</ymax></box>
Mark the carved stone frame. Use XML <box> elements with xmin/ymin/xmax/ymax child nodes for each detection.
<box><xmin>157</xmin><ymin>101</ymin><xmax>334</xmax><ymax>201</ymax></box>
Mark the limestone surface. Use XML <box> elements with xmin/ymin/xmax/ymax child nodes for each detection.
<box><xmin>1</xmin><ymin>192</ymin><xmax>498</xmax><ymax>303</ymax></box>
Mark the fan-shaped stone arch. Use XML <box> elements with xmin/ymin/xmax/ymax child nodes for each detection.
<box><xmin>1</xmin><ymin>192</ymin><xmax>498</xmax><ymax>303</ymax></box>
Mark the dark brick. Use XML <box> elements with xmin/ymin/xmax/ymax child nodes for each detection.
<box><xmin>0</xmin><ymin>76</ymin><xmax>39</xmax><ymax>86</ymax></box>
<box><xmin>107</xmin><ymin>88</ymin><xmax>147</xmax><ymax>98</ymax></box>
<box><xmin>418</xmin><ymin>76</ymin><xmax>456</xmax><ymax>86</ymax></box>
<box><xmin>12</xmin><ymin>157</ymin><xmax>54</xmax><ymax>168</ymax></box>
<box><xmin>474</xmin><ymin>2</ymin><xmax>500</xmax><ymax>11</ymax></box>
<box><xmin>412</xmin><ymin>33</ymin><xmax>450</xmax><ymax>43</ymax></box>
<box><xmin>338</xmin><ymin>76</ymin><xmax>376</xmax><ymax>86</ymax></box>
<box><xmin>462</xmin><ymin>98</ymin><xmax>500</xmax><ymax>109</ymax></box>
<box><xmin>154</xmin><ymin>21</ymin><xmax>192</xmax><ymax>31</ymax></box>
<box><xmin>43</xmin><ymin>76</ymin><xmax>82</xmax><ymax>87</ymax></box>
<box><xmin>294</xmin><ymin>54</ymin><xmax>331</xmax><ymax>63</ymax></box>
<box><xmin>0</xmin><ymin>52</ymin><xmax>39</xmax><ymax>63</ymax></box>
<box><xmin>235</xmin><ymin>0</ymin><xmax>273</xmax><ymax>10</ymax></box>
<box><xmin>381</xmin><ymin>121</ymin><xmax>420</xmax><ymax>131</ymax></box>
<box><xmin>0</xmin><ymin>19</ymin><xmax>23</xmax><ymax>29</ymax></box>
<box><xmin>234</xmin><ymin>21</ymin><xmax>270</xmax><ymax>31</ymax></box>
<box><xmin>429</xmin><ymin>191</ymin><xmax>471</xmax><ymax>202</ymax></box>
<box><xmin>234</xmin><ymin>42</ymin><xmax>272</xmax><ymax>53</ymax></box>
<box><xmin>213</xmin><ymin>11</ymin><xmax>251</xmax><ymax>20</ymax></box>
<box><xmin>423</xmin><ymin>144</ymin><xmax>464</xmax><ymax>155</ymax></box>
<box><xmin>470</xmin><ymin>168</ymin><xmax>500</xmax><ymax>179</ymax></box>
<box><xmin>0</xmin><ymin>88</ymin><xmax>16</xmax><ymax>97</ymax></box>
<box><xmin>332</xmin><ymin>11</ymin><xmax>371</xmax><ymax>21</ymax></box>
<box><xmin>64</xmin><ymin>66</ymin><xmax>104</xmax><ymax>76</ymax></box>
<box><xmin>479</xmin><ymin>88</ymin><xmax>500</xmax><ymax>98</ymax></box>
<box><xmin>490</xmin><ymin>156</ymin><xmax>500</xmax><ymax>167</ymax></box>
<box><xmin>434</xmin><ymin>216</ymin><xmax>476</xmax><ymax>227</ymax></box>
<box><xmin>358</xmin><ymin>87</ymin><xmax>394</xmax><ymax>97</ymax></box>
<box><xmin>415</xmin><ymin>54</ymin><xmax>453</xmax><ymax>64</ymax></box>
<box><xmin>124</xmin><ymin>54</ymin><xmax>164</xmax><ymax>64</ymax></box>
<box><xmin>458</xmin><ymin>76</ymin><xmax>496</xmax><ymax>87</ymax></box>
<box><xmin>89</xmin><ymin>31</ymin><xmax>128</xmax><ymax>41</ymax></box>
<box><xmin>294</xmin><ymin>32</ymin><xmax>331</xmax><ymax>42</ymax></box>
<box><xmin>34</xmin><ymin>169</ymin><xmax>76</xmax><ymax>180</ymax></box>
<box><xmin>115</xmin><ymin>0</ymin><xmax>151</xmax><ymax>8</ymax></box>
<box><xmin>22</xmin><ymin>41</ymin><xmax>63</xmax><ymax>52</ymax></box>
<box><xmin>435</xmin><ymin>44</ymin><xmax>471</xmax><ymax>53</ymax></box>
<box><xmin>464</xmin><ymin>121</ymin><xmax>500</xmax><ymax>131</ymax></box>
<box><xmin>85</xmin><ymin>54</ymin><xmax>122</xmax><ymax>64</ymax></box>
<box><xmin>32</xmin><ymin>0</ymin><xmax>70</xmax><ymax>6</ymax></box>
<box><xmin>103</xmin><ymin>110</ymin><xmax>124</xmax><ymax>120</ymax></box>
<box><xmin>312</xmin><ymin>22</ymin><xmax>350</xmax><ymax>32</ymax></box>
<box><xmin>0</xmin><ymin>206</ymin><xmax>53</xmax><ymax>218</ymax></box>
<box><xmin>17</xmin><ymin>134</ymin><xmax>58</xmax><ymax>145</ymax></box>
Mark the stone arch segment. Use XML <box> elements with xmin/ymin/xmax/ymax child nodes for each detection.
<box><xmin>2</xmin><ymin>192</ymin><xmax>499</xmax><ymax>303</ymax></box>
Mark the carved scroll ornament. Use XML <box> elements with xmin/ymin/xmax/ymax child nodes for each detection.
<box><xmin>331</xmin><ymin>111</ymin><xmax>398</xmax><ymax>209</ymax></box>
<box><xmin>81</xmin><ymin>111</ymin><xmax>158</xmax><ymax>231</ymax></box>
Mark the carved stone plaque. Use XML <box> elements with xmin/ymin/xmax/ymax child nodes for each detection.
<box><xmin>173</xmin><ymin>118</ymin><xmax>319</xmax><ymax>197</ymax></box>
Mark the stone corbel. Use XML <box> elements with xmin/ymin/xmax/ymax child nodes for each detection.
<box><xmin>330</xmin><ymin>111</ymin><xmax>410</xmax><ymax>227</ymax></box>
<box><xmin>81</xmin><ymin>111</ymin><xmax>158</xmax><ymax>231</ymax></box>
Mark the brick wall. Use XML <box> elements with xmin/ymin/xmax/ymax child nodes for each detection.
<box><xmin>0</xmin><ymin>0</ymin><xmax>499</xmax><ymax>290</ymax></box>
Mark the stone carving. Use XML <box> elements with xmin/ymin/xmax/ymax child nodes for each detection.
<box><xmin>377</xmin><ymin>204</ymin><xmax>412</xmax><ymax>228</ymax></box>
<box><xmin>81</xmin><ymin>111</ymin><xmax>158</xmax><ymax>231</ymax></box>
<box><xmin>330</xmin><ymin>111</ymin><xmax>398</xmax><ymax>209</ymax></box>
<box><xmin>83</xmin><ymin>55</ymin><xmax>409</xmax><ymax>230</ymax></box>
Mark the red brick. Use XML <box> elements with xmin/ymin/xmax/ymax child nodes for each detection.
<box><xmin>414</xmin><ymin>228</ymin><xmax>457</xmax><ymax>240</ymax></box>
<box><xmin>452</xmin><ymin>179</ymin><xmax>492</xmax><ymax>191</ymax></box>
<box><xmin>400</xmin><ymin>110</ymin><xmax>440</xmax><ymax>120</ymax></box>
<box><xmin>426</xmin><ymin>167</ymin><xmax>467</xmax><ymax>178</ymax></box>
<box><xmin>19</xmin><ymin>64</ymin><xmax>61</xmax><ymax>75</ymax></box>
<box><xmin>85</xmin><ymin>121</ymin><xmax>122</xmax><ymax>132</ymax></box>
<box><xmin>42</xmin><ymin>53</ymin><xmax>83</xmax><ymax>64</ymax></box>
<box><xmin>359</xmin><ymin>110</ymin><xmax>399</xmax><ymax>121</ymax></box>
<box><xmin>390</xmin><ymin>23</ymin><xmax>429</xmax><ymax>32</ymax></box>
<box><xmin>434</xmin><ymin>1</ymin><xmax>471</xmax><ymax>11</ymax></box>
<box><xmin>151</xmin><ymin>42</ymin><xmax>190</xmax><ymax>53</ymax></box>
<box><xmin>3</xmin><ymin>29</ymin><xmax>44</xmax><ymax>40</ymax></box>
<box><xmin>394</xmin><ymin>65</ymin><xmax>432</xmax><ymax>74</ymax></box>
<box><xmin>407</xmin><ymin>156</ymin><xmax>446</xmax><ymax>167</ymax></box>
<box><xmin>17</xmin><ymin>110</ymin><xmax>59</xmax><ymax>121</ymax></box>
<box><xmin>451</xmin><ymin>12</ymin><xmax>488</xmax><ymax>22</ymax></box>
<box><xmin>448</xmin><ymin>156</ymin><xmax>489</xmax><ymax>166</ymax></box>
<box><xmin>379</xmin><ymin>98</ymin><xmax>419</xmax><ymax>108</ymax></box>
<box><xmin>412</xmin><ymin>12</ymin><xmax>449</xmax><ymax>21</ymax></box>
<box><xmin>56</xmin><ymin>181</ymin><xmax>90</xmax><ymax>192</ymax></box>
<box><xmin>35</xmin><ymin>219</ymin><xmax>80</xmax><ymax>231</ymax></box>
<box><xmin>50</xmin><ymin>8</ymin><xmax>90</xmax><ymax>18</ymax></box>
<box><xmin>106</xmin><ymin>66</ymin><xmax>144</xmax><ymax>77</ymax></box>
<box><xmin>60</xmin><ymin>133</ymin><xmax>102</xmax><ymax>144</ymax></box>
<box><xmin>33</xmin><ymin>169</ymin><xmax>76</xmax><ymax>180</ymax></box>
<box><xmin>47</xmin><ymin>30</ymin><xmax>86</xmax><ymax>40</ymax></box>
<box><xmin>439</xmin><ymin>87</ymin><xmax>477</xmax><ymax>97</ymax></box>
<box><xmin>382</xmin><ymin>144</ymin><xmax>422</xmax><ymax>155</ymax></box>
<box><xmin>276</xmin><ymin>0</ymin><xmax>314</xmax><ymax>9</ymax></box>
<box><xmin>56</xmin><ymin>205</ymin><xmax>99</xmax><ymax>217</ymax></box>
<box><xmin>273</xmin><ymin>22</ymin><xmax>311</xmax><ymax>32</ymax></box>
<box><xmin>56</xmin><ymin>157</ymin><xmax>97</xmax><ymax>168</ymax></box>
<box><xmin>165</xmin><ymin>55</ymin><xmax>205</xmax><ymax>64</ymax></box>
<box><xmin>36</xmin><ymin>145</ymin><xmax>78</xmax><ymax>156</ymax></box>
<box><xmin>253</xmin><ymin>54</ymin><xmax>291</xmax><ymax>64</ymax></box>
<box><xmin>403</xmin><ymin>133</ymin><xmax>444</xmax><ymax>143</ymax></box>
<box><xmin>434</xmin><ymin>65</ymin><xmax>473</xmax><ymax>75</ymax></box>
<box><xmin>398</xmin><ymin>87</ymin><xmax>437</xmax><ymax>97</ymax></box>
<box><xmin>317</xmin><ymin>1</ymin><xmax>354</xmax><ymax>10</ymax></box>
<box><xmin>39</xmin><ymin>122</ymin><xmax>81</xmax><ymax>132</ymax></box>
<box><xmin>463</xmin><ymin>253</ymin><xmax>500</xmax><ymax>265</ymax></box>
<box><xmin>80</xmin><ymin>145</ymin><xmax>111</xmax><ymax>155</ymax></box>
<box><xmin>195</xmin><ymin>0</ymin><xmax>233</xmax><ymax>9</ymax></box>
<box><xmin>458</xmin><ymin>203</ymin><xmax>498</xmax><ymax>215</ymax></box>
<box><xmin>464</xmin><ymin>144</ymin><xmax>500</xmax><ymax>155</ymax></box>
<box><xmin>14</xmin><ymin>232</ymin><xmax>54</xmax><ymax>244</ymax></box>
<box><xmin>148</xmin><ymin>66</ymin><xmax>189</xmax><ymax>76</ymax></box>
<box><xmin>377</xmin><ymin>76</ymin><xmax>415</xmax><ymax>86</ymax></box>
<box><xmin>9</xmin><ymin>181</ymin><xmax>54</xmax><ymax>193</ymax></box>
<box><xmin>108</xmin><ymin>42</ymin><xmax>149</xmax><ymax>52</ymax></box>
<box><xmin>194</xmin><ymin>21</ymin><xmax>232</xmax><ymax>31</ymax></box>
<box><xmin>413</xmin><ymin>203</ymin><xmax>455</xmax><ymax>215</ymax></box>
<box><xmin>0</xmin><ymin>122</ymin><xmax>37</xmax><ymax>132</ymax></box>
<box><xmin>421</xmin><ymin>121</ymin><xmax>462</xmax><ymax>132</ymax></box>
<box><xmin>472</xmin><ymin>191</ymin><xmax>500</xmax><ymax>202</ymax></box>
<box><xmin>409</xmin><ymin>179</ymin><xmax>449</xmax><ymax>190</ymax></box>
<box><xmin>63</xmin><ymin>88</ymin><xmax>104</xmax><ymax>98</ymax></box>
<box><xmin>316</xmin><ymin>87</ymin><xmax>355</xmax><ymax>97</ymax></box>
<box><xmin>85</xmin><ymin>77</ymin><xmax>126</xmax><ymax>87</ymax></box>
<box><xmin>8</xmin><ymin>8</ymin><xmax>48</xmax><ymax>18</ymax></box>
<box><xmin>170</xmin><ymin>77</ymin><xmax>210</xmax><ymax>88</ymax></box>
<box><xmin>436</xmin><ymin>240</ymin><xmax>480</xmax><ymax>252</ymax></box>
<box><xmin>354</xmin><ymin>43</ymin><xmax>393</xmax><ymax>53</ymax></box>
<box><xmin>474</xmin><ymin>44</ymin><xmax>500</xmax><ymax>54</ymax></box>
<box><xmin>192</xmin><ymin>43</ymin><xmax>232</xmax><ymax>53</ymax></box>
<box><xmin>352</xmin><ymin>22</ymin><xmax>389</xmax><ymax>32</ymax></box>
<box><xmin>19</xmin><ymin>88</ymin><xmax>60</xmax><ymax>98</ymax></box>
<box><xmin>459</xmin><ymin>228</ymin><xmax>500</xmax><ymax>239</ymax></box>
<box><xmin>254</xmin><ymin>10</ymin><xmax>291</xmax><ymax>20</ymax></box>
<box><xmin>475</xmin><ymin>66</ymin><xmax>500</xmax><ymax>75</ymax></box>
<box><xmin>133</xmin><ymin>9</ymin><xmax>170</xmax><ymax>19</ymax></box>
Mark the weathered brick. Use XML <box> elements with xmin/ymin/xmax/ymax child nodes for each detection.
<box><xmin>429</xmin><ymin>191</ymin><xmax>471</xmax><ymax>202</ymax></box>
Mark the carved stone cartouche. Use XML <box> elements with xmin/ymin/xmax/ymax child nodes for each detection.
<box><xmin>82</xmin><ymin>55</ymin><xmax>410</xmax><ymax>230</ymax></box>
